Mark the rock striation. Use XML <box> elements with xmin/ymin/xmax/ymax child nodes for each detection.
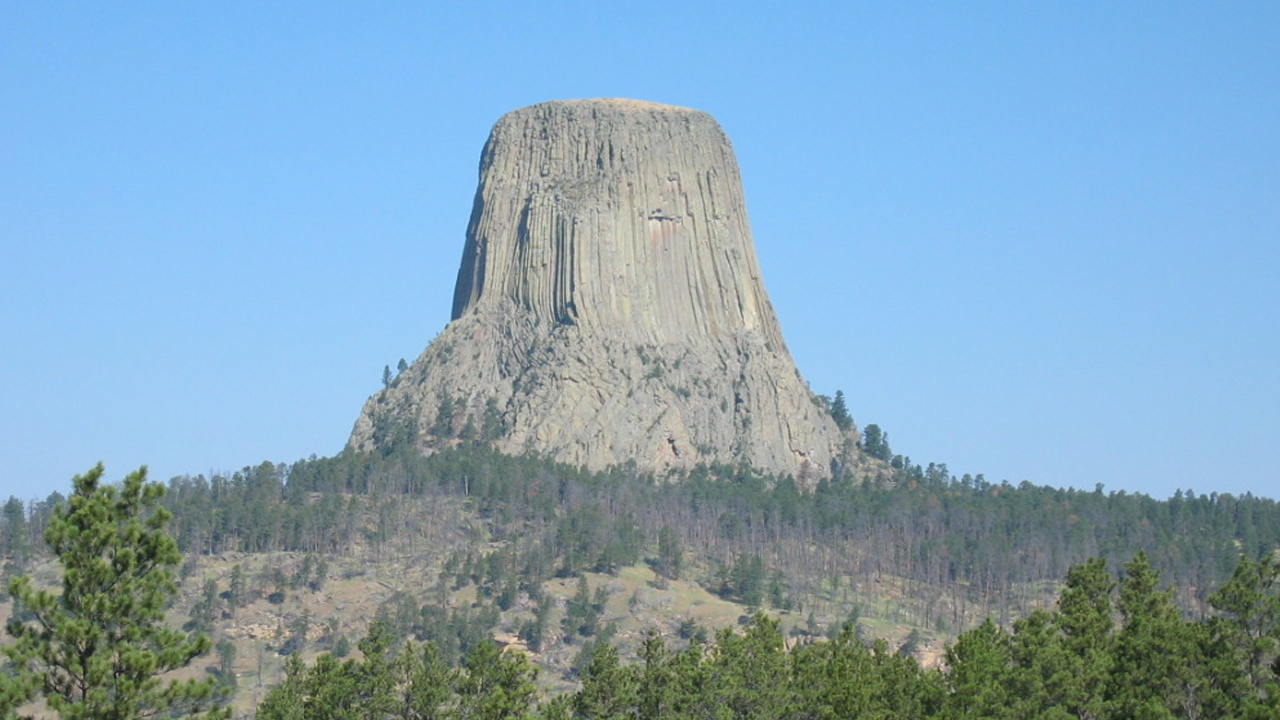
<box><xmin>348</xmin><ymin>99</ymin><xmax>852</xmax><ymax>481</ymax></box>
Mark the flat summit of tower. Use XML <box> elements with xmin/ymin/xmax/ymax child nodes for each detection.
<box><xmin>558</xmin><ymin>97</ymin><xmax>697</xmax><ymax>111</ymax></box>
<box><xmin>349</xmin><ymin>99</ymin><xmax>852</xmax><ymax>481</ymax></box>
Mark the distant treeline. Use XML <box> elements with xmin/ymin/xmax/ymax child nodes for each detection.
<box><xmin>4</xmin><ymin>443</ymin><xmax>1278</xmax><ymax>624</ymax></box>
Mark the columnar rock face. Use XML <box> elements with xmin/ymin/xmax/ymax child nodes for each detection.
<box><xmin>348</xmin><ymin>99</ymin><xmax>851</xmax><ymax>480</ymax></box>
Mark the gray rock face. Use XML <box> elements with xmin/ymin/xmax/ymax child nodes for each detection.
<box><xmin>349</xmin><ymin>99</ymin><xmax>851</xmax><ymax>481</ymax></box>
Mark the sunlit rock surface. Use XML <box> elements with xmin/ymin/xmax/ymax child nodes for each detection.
<box><xmin>349</xmin><ymin>99</ymin><xmax>851</xmax><ymax>481</ymax></box>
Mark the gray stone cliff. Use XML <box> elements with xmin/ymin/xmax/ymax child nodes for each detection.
<box><xmin>348</xmin><ymin>99</ymin><xmax>852</xmax><ymax>481</ymax></box>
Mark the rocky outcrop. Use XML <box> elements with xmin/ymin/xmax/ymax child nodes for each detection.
<box><xmin>349</xmin><ymin>99</ymin><xmax>853</xmax><ymax>481</ymax></box>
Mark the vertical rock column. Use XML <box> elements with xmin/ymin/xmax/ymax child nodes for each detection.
<box><xmin>350</xmin><ymin>99</ymin><xmax>851</xmax><ymax>481</ymax></box>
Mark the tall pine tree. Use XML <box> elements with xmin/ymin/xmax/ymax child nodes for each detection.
<box><xmin>3</xmin><ymin>465</ymin><xmax>226</xmax><ymax>720</ymax></box>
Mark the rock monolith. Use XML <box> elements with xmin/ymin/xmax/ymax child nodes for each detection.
<box><xmin>348</xmin><ymin>99</ymin><xmax>852</xmax><ymax>481</ymax></box>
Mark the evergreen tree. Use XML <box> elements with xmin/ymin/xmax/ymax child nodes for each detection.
<box><xmin>1054</xmin><ymin>557</ymin><xmax>1114</xmax><ymax>720</ymax></box>
<box><xmin>830</xmin><ymin>390</ymin><xmax>853</xmax><ymax>432</ymax></box>
<box><xmin>706</xmin><ymin>614</ymin><xmax>793</xmax><ymax>720</ymax></box>
<box><xmin>2</xmin><ymin>464</ymin><xmax>227</xmax><ymax>720</ymax></box>
<box><xmin>1</xmin><ymin>498</ymin><xmax>30</xmax><ymax>566</ymax></box>
<box><xmin>633</xmin><ymin>630</ymin><xmax>678</xmax><ymax>720</ymax></box>
<box><xmin>1204</xmin><ymin>553</ymin><xmax>1280</xmax><ymax>717</ymax></box>
<box><xmin>573</xmin><ymin>643</ymin><xmax>637</xmax><ymax>720</ymax></box>
<box><xmin>481</xmin><ymin>397</ymin><xmax>504</xmax><ymax>443</ymax></box>
<box><xmin>1108</xmin><ymin>551</ymin><xmax>1200</xmax><ymax>720</ymax></box>
<box><xmin>1005</xmin><ymin>609</ymin><xmax>1073</xmax><ymax>720</ymax></box>
<box><xmin>654</xmin><ymin>526</ymin><xmax>683</xmax><ymax>581</ymax></box>
<box><xmin>186</xmin><ymin>578</ymin><xmax>222</xmax><ymax>634</ymax></box>
<box><xmin>226</xmin><ymin>563</ymin><xmax>247</xmax><ymax>612</ymax></box>
<box><xmin>254</xmin><ymin>655</ymin><xmax>307</xmax><ymax>720</ymax></box>
<box><xmin>432</xmin><ymin>394</ymin><xmax>458</xmax><ymax>438</ymax></box>
<box><xmin>564</xmin><ymin>575</ymin><xmax>600</xmax><ymax>638</ymax></box>
<box><xmin>943</xmin><ymin>618</ymin><xmax>1015</xmax><ymax>720</ymax></box>
<box><xmin>454</xmin><ymin>641</ymin><xmax>537</xmax><ymax>720</ymax></box>
<box><xmin>726</xmin><ymin>554</ymin><xmax>766</xmax><ymax>607</ymax></box>
<box><xmin>791</xmin><ymin>623</ymin><xmax>883</xmax><ymax>719</ymax></box>
<box><xmin>401</xmin><ymin>640</ymin><xmax>455</xmax><ymax>720</ymax></box>
<box><xmin>871</xmin><ymin>637</ymin><xmax>944</xmax><ymax>719</ymax></box>
<box><xmin>1208</xmin><ymin>553</ymin><xmax>1280</xmax><ymax>694</ymax></box>
<box><xmin>352</xmin><ymin>620</ymin><xmax>401</xmax><ymax>720</ymax></box>
<box><xmin>860</xmin><ymin>424</ymin><xmax>891</xmax><ymax>461</ymax></box>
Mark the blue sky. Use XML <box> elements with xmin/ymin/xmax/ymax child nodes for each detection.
<box><xmin>2</xmin><ymin>3</ymin><xmax>1277</xmax><ymax>502</ymax></box>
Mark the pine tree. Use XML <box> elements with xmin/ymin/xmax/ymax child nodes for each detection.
<box><xmin>634</xmin><ymin>630</ymin><xmax>678</xmax><ymax>720</ymax></box>
<box><xmin>943</xmin><ymin>618</ymin><xmax>1015</xmax><ymax>720</ymax></box>
<box><xmin>655</xmin><ymin>526</ymin><xmax>683</xmax><ymax>580</ymax></box>
<box><xmin>1205</xmin><ymin>553</ymin><xmax>1280</xmax><ymax>717</ymax></box>
<box><xmin>830</xmin><ymin>390</ymin><xmax>853</xmax><ymax>432</ymax></box>
<box><xmin>1</xmin><ymin>498</ymin><xmax>30</xmax><ymax>565</ymax></box>
<box><xmin>573</xmin><ymin>643</ymin><xmax>637</xmax><ymax>720</ymax></box>
<box><xmin>3</xmin><ymin>464</ymin><xmax>227</xmax><ymax>720</ymax></box>
<box><xmin>707</xmin><ymin>614</ymin><xmax>793</xmax><ymax>720</ymax></box>
<box><xmin>454</xmin><ymin>640</ymin><xmax>538</xmax><ymax>720</ymax></box>
<box><xmin>226</xmin><ymin>563</ymin><xmax>247</xmax><ymax>612</ymax></box>
<box><xmin>1054</xmin><ymin>557</ymin><xmax>1114</xmax><ymax>720</ymax></box>
<box><xmin>1208</xmin><ymin>553</ymin><xmax>1280</xmax><ymax>694</ymax></box>
<box><xmin>402</xmin><ymin>640</ymin><xmax>455</xmax><ymax>720</ymax></box>
<box><xmin>860</xmin><ymin>424</ymin><xmax>891</xmax><ymax>461</ymax></box>
<box><xmin>791</xmin><ymin>623</ymin><xmax>881</xmax><ymax>719</ymax></box>
<box><xmin>1108</xmin><ymin>551</ymin><xmax>1199</xmax><ymax>720</ymax></box>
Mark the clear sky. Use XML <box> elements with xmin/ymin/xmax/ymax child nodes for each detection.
<box><xmin>3</xmin><ymin>3</ymin><xmax>1277</xmax><ymax>502</ymax></box>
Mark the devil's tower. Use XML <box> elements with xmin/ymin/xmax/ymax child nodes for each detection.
<box><xmin>349</xmin><ymin>99</ymin><xmax>851</xmax><ymax>480</ymax></box>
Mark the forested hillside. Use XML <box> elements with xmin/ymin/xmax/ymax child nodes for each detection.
<box><xmin>6</xmin><ymin>455</ymin><xmax>1280</xmax><ymax>719</ymax></box>
<box><xmin>4</xmin><ymin>438</ymin><xmax>1280</xmax><ymax>717</ymax></box>
<box><xmin>7</xmin><ymin>437</ymin><xmax>1279</xmax><ymax>628</ymax></box>
<box><xmin>158</xmin><ymin>443</ymin><xmax>1280</xmax><ymax>616</ymax></box>
<box><xmin>260</xmin><ymin>551</ymin><xmax>1280</xmax><ymax>720</ymax></box>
